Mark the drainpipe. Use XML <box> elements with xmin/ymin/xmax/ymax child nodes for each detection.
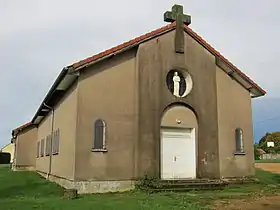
<box><xmin>43</xmin><ymin>103</ymin><xmax>54</xmax><ymax>179</ymax></box>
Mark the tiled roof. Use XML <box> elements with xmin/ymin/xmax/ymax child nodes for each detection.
<box><xmin>12</xmin><ymin>122</ymin><xmax>33</xmax><ymax>134</ymax></box>
<box><xmin>256</xmin><ymin>148</ymin><xmax>266</xmax><ymax>155</ymax></box>
<box><xmin>70</xmin><ymin>22</ymin><xmax>266</xmax><ymax>95</ymax></box>
<box><xmin>72</xmin><ymin>22</ymin><xmax>177</xmax><ymax>69</ymax></box>
<box><xmin>184</xmin><ymin>25</ymin><xmax>266</xmax><ymax>95</ymax></box>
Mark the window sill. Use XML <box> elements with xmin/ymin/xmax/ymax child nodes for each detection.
<box><xmin>234</xmin><ymin>152</ymin><xmax>246</xmax><ymax>156</ymax></box>
<box><xmin>92</xmin><ymin>148</ymin><xmax>108</xmax><ymax>153</ymax></box>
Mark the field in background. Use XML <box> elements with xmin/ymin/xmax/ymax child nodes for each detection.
<box><xmin>255</xmin><ymin>159</ymin><xmax>280</xmax><ymax>163</ymax></box>
<box><xmin>255</xmin><ymin>158</ymin><xmax>280</xmax><ymax>175</ymax></box>
<box><xmin>1</xmin><ymin>164</ymin><xmax>280</xmax><ymax>209</ymax></box>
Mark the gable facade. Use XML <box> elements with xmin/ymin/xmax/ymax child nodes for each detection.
<box><xmin>136</xmin><ymin>30</ymin><xmax>219</xmax><ymax>178</ymax></box>
<box><xmin>12</xmin><ymin>125</ymin><xmax>37</xmax><ymax>170</ymax></box>
<box><xmin>12</xmin><ymin>21</ymin><xmax>265</xmax><ymax>193</ymax></box>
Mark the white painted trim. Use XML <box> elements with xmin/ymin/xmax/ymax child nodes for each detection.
<box><xmin>181</xmin><ymin>72</ymin><xmax>193</xmax><ymax>98</ymax></box>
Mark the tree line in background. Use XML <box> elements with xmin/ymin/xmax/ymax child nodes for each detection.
<box><xmin>254</xmin><ymin>132</ymin><xmax>280</xmax><ymax>160</ymax></box>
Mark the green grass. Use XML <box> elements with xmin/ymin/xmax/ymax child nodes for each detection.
<box><xmin>255</xmin><ymin>159</ymin><xmax>280</xmax><ymax>163</ymax></box>
<box><xmin>0</xmin><ymin>164</ymin><xmax>280</xmax><ymax>210</ymax></box>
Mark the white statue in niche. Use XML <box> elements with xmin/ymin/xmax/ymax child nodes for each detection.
<box><xmin>173</xmin><ymin>71</ymin><xmax>181</xmax><ymax>97</ymax></box>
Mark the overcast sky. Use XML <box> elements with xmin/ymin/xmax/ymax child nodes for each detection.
<box><xmin>1</xmin><ymin>0</ymin><xmax>279</xmax><ymax>147</ymax></box>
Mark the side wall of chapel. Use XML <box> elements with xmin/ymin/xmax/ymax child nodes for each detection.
<box><xmin>74</xmin><ymin>49</ymin><xmax>138</xmax><ymax>181</ymax></box>
<box><xmin>36</xmin><ymin>82</ymin><xmax>78</xmax><ymax>181</ymax></box>
<box><xmin>216</xmin><ymin>66</ymin><xmax>255</xmax><ymax>178</ymax></box>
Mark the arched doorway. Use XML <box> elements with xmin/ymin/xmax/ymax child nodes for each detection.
<box><xmin>160</xmin><ymin>104</ymin><xmax>198</xmax><ymax>180</ymax></box>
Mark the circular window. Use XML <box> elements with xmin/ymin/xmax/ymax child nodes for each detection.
<box><xmin>166</xmin><ymin>69</ymin><xmax>193</xmax><ymax>98</ymax></box>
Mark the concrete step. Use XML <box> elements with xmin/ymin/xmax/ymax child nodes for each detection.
<box><xmin>159</xmin><ymin>179</ymin><xmax>221</xmax><ymax>184</ymax></box>
<box><xmin>151</xmin><ymin>186</ymin><xmax>226</xmax><ymax>192</ymax></box>
<box><xmin>144</xmin><ymin>179</ymin><xmax>228</xmax><ymax>191</ymax></box>
<box><xmin>152</xmin><ymin>182</ymin><xmax>226</xmax><ymax>189</ymax></box>
<box><xmin>160</xmin><ymin>179</ymin><xmax>211</xmax><ymax>183</ymax></box>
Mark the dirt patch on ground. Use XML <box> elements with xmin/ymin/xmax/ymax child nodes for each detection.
<box><xmin>212</xmin><ymin>195</ymin><xmax>280</xmax><ymax>210</ymax></box>
<box><xmin>212</xmin><ymin>163</ymin><xmax>280</xmax><ymax>209</ymax></box>
<box><xmin>255</xmin><ymin>163</ymin><xmax>280</xmax><ymax>174</ymax></box>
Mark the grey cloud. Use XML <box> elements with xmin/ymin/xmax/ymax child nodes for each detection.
<box><xmin>1</xmin><ymin>0</ymin><xmax>279</xmax><ymax>147</ymax></box>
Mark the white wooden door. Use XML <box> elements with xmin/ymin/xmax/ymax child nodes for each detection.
<box><xmin>161</xmin><ymin>128</ymin><xmax>196</xmax><ymax>179</ymax></box>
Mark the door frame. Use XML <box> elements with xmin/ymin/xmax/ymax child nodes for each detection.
<box><xmin>160</xmin><ymin>127</ymin><xmax>196</xmax><ymax>180</ymax></box>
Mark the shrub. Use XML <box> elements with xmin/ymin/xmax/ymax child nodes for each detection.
<box><xmin>0</xmin><ymin>152</ymin><xmax>11</xmax><ymax>164</ymax></box>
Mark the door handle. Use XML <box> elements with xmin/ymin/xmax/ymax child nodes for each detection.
<box><xmin>174</xmin><ymin>156</ymin><xmax>177</xmax><ymax>162</ymax></box>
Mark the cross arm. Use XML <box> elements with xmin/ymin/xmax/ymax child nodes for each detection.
<box><xmin>164</xmin><ymin>11</ymin><xmax>174</xmax><ymax>23</ymax></box>
<box><xmin>164</xmin><ymin>11</ymin><xmax>191</xmax><ymax>25</ymax></box>
<box><xmin>182</xmin><ymin>14</ymin><xmax>191</xmax><ymax>25</ymax></box>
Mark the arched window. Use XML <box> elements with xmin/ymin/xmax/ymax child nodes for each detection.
<box><xmin>235</xmin><ymin>128</ymin><xmax>244</xmax><ymax>153</ymax></box>
<box><xmin>93</xmin><ymin>119</ymin><xmax>106</xmax><ymax>150</ymax></box>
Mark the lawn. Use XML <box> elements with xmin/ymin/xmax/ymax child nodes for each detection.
<box><xmin>255</xmin><ymin>159</ymin><xmax>280</xmax><ymax>163</ymax></box>
<box><xmin>0</xmin><ymin>164</ymin><xmax>280</xmax><ymax>210</ymax></box>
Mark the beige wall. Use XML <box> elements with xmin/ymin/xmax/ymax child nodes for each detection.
<box><xmin>216</xmin><ymin>66</ymin><xmax>255</xmax><ymax>178</ymax></box>
<box><xmin>1</xmin><ymin>143</ymin><xmax>15</xmax><ymax>163</ymax></box>
<box><xmin>15</xmin><ymin>127</ymin><xmax>37</xmax><ymax>168</ymax></box>
<box><xmin>36</xmin><ymin>82</ymin><xmax>78</xmax><ymax>180</ymax></box>
<box><xmin>161</xmin><ymin>105</ymin><xmax>198</xmax><ymax>129</ymax></box>
<box><xmin>75</xmin><ymin>50</ymin><xmax>137</xmax><ymax>181</ymax></box>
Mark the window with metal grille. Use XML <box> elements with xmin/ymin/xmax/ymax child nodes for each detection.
<box><xmin>40</xmin><ymin>138</ymin><xmax>45</xmax><ymax>157</ymax></box>
<box><xmin>56</xmin><ymin>129</ymin><xmax>60</xmax><ymax>154</ymax></box>
<box><xmin>36</xmin><ymin>141</ymin><xmax>40</xmax><ymax>158</ymax></box>
<box><xmin>52</xmin><ymin>130</ymin><xmax>56</xmax><ymax>154</ymax></box>
<box><xmin>45</xmin><ymin>135</ymin><xmax>51</xmax><ymax>156</ymax></box>
<box><xmin>52</xmin><ymin>129</ymin><xmax>60</xmax><ymax>155</ymax></box>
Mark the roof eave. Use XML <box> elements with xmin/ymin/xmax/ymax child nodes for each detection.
<box><xmin>184</xmin><ymin>26</ymin><xmax>266</xmax><ymax>97</ymax></box>
<box><xmin>11</xmin><ymin>122</ymin><xmax>33</xmax><ymax>136</ymax></box>
<box><xmin>31</xmin><ymin>67</ymin><xmax>79</xmax><ymax>125</ymax></box>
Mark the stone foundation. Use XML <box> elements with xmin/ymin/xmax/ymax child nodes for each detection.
<box><xmin>37</xmin><ymin>171</ymin><xmax>135</xmax><ymax>194</ymax></box>
<box><xmin>12</xmin><ymin>165</ymin><xmax>35</xmax><ymax>171</ymax></box>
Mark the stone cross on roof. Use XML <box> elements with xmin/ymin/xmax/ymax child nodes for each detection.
<box><xmin>164</xmin><ymin>4</ymin><xmax>191</xmax><ymax>53</ymax></box>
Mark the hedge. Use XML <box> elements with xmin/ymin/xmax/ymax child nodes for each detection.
<box><xmin>0</xmin><ymin>152</ymin><xmax>11</xmax><ymax>164</ymax></box>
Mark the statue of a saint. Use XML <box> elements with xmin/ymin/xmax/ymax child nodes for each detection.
<box><xmin>173</xmin><ymin>71</ymin><xmax>180</xmax><ymax>97</ymax></box>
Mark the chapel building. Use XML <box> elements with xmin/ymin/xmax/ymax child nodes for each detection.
<box><xmin>11</xmin><ymin>5</ymin><xmax>266</xmax><ymax>193</ymax></box>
